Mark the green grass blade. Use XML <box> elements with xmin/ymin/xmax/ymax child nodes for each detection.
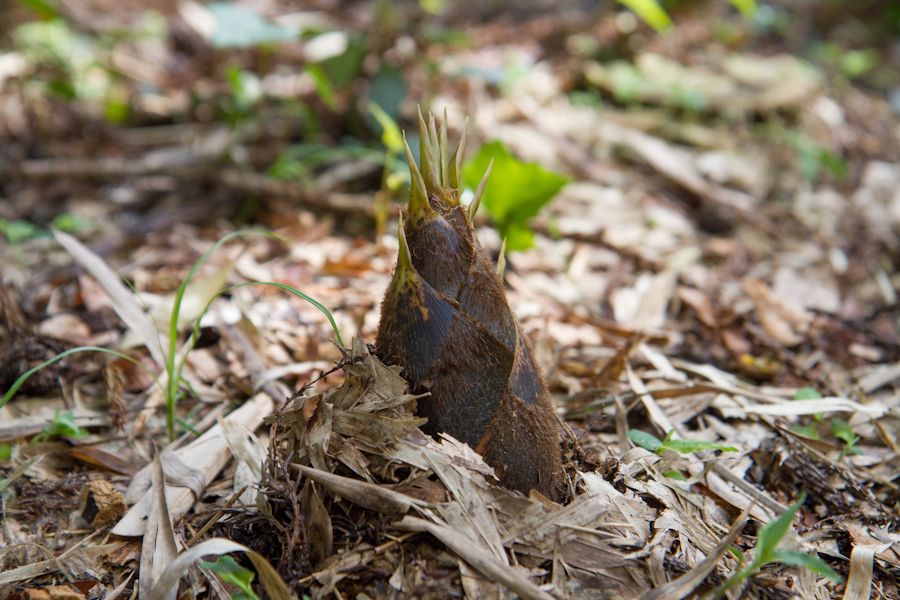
<box><xmin>174</xmin><ymin>280</ymin><xmax>344</xmax><ymax>402</ymax></box>
<box><xmin>2</xmin><ymin>346</ymin><xmax>160</xmax><ymax>410</ymax></box>
<box><xmin>165</xmin><ymin>229</ymin><xmax>280</xmax><ymax>440</ymax></box>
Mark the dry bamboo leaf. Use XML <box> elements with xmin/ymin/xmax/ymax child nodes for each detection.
<box><xmin>302</xmin><ymin>480</ymin><xmax>333</xmax><ymax>565</ymax></box>
<box><xmin>138</xmin><ymin>454</ymin><xmax>178</xmax><ymax>600</ymax></box>
<box><xmin>53</xmin><ymin>229</ymin><xmax>166</xmax><ymax>366</ymax></box>
<box><xmin>393</xmin><ymin>515</ymin><xmax>554</xmax><ymax>600</ymax></box>
<box><xmin>291</xmin><ymin>463</ymin><xmax>424</xmax><ymax>515</ymax></box>
<box><xmin>459</xmin><ymin>559</ymin><xmax>505</xmax><ymax>600</ymax></box>
<box><xmin>0</xmin><ymin>543</ymin><xmax>125</xmax><ymax>586</ymax></box>
<box><xmin>221</xmin><ymin>416</ymin><xmax>267</xmax><ymax>506</ymax></box>
<box><xmin>843</xmin><ymin>545</ymin><xmax>876</xmax><ymax>600</ymax></box>
<box><xmin>712</xmin><ymin>396</ymin><xmax>887</xmax><ymax>420</ymax></box>
<box><xmin>744</xmin><ymin>277</ymin><xmax>812</xmax><ymax>346</ymax></box>
<box><xmin>113</xmin><ymin>394</ymin><xmax>273</xmax><ymax>536</ymax></box>
<box><xmin>627</xmin><ymin>364</ymin><xmax>677</xmax><ymax>434</ymax></box>
<box><xmin>637</xmin><ymin>508</ymin><xmax>748</xmax><ymax>600</ymax></box>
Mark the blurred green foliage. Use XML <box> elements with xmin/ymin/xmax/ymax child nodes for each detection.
<box><xmin>462</xmin><ymin>141</ymin><xmax>568</xmax><ymax>251</ymax></box>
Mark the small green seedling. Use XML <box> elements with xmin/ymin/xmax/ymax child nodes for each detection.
<box><xmin>791</xmin><ymin>387</ymin><xmax>862</xmax><ymax>456</ymax></box>
<box><xmin>201</xmin><ymin>555</ymin><xmax>260</xmax><ymax>600</ymax></box>
<box><xmin>714</xmin><ymin>493</ymin><xmax>841</xmax><ymax>596</ymax></box>
<box><xmin>32</xmin><ymin>409</ymin><xmax>89</xmax><ymax>443</ymax></box>
<box><xmin>830</xmin><ymin>418</ymin><xmax>862</xmax><ymax>457</ymax></box>
<box><xmin>628</xmin><ymin>429</ymin><xmax>738</xmax><ymax>455</ymax></box>
<box><xmin>793</xmin><ymin>387</ymin><xmax>822</xmax><ymax>401</ymax></box>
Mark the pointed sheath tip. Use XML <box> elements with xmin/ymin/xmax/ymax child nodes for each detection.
<box><xmin>448</xmin><ymin>118</ymin><xmax>468</xmax><ymax>195</ymax></box>
<box><xmin>438</xmin><ymin>111</ymin><xmax>449</xmax><ymax>188</ymax></box>
<box><xmin>404</xmin><ymin>132</ymin><xmax>434</xmax><ymax>225</ymax></box>
<box><xmin>468</xmin><ymin>159</ymin><xmax>494</xmax><ymax>220</ymax></box>
<box><xmin>496</xmin><ymin>237</ymin><xmax>507</xmax><ymax>281</ymax></box>
<box><xmin>397</xmin><ymin>214</ymin><xmax>413</xmax><ymax>273</ymax></box>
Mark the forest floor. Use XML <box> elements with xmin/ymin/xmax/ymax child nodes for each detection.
<box><xmin>0</xmin><ymin>1</ymin><xmax>898</xmax><ymax>599</ymax></box>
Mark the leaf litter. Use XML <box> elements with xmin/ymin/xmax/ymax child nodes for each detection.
<box><xmin>1</xmin><ymin>2</ymin><xmax>899</xmax><ymax>599</ymax></box>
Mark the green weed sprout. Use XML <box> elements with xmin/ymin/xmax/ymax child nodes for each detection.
<box><xmin>31</xmin><ymin>409</ymin><xmax>89</xmax><ymax>443</ymax></box>
<box><xmin>714</xmin><ymin>493</ymin><xmax>841</xmax><ymax>597</ymax></box>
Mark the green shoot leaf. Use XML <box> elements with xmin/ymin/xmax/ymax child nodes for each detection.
<box><xmin>462</xmin><ymin>140</ymin><xmax>568</xmax><ymax>250</ymax></box>
<box><xmin>771</xmin><ymin>549</ymin><xmax>842</xmax><ymax>582</ymax></box>
<box><xmin>754</xmin><ymin>493</ymin><xmax>806</xmax><ymax>567</ymax></box>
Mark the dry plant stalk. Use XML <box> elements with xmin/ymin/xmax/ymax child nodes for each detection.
<box><xmin>376</xmin><ymin>110</ymin><xmax>562</xmax><ymax>498</ymax></box>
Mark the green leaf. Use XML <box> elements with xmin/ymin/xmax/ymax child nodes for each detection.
<box><xmin>0</xmin><ymin>218</ymin><xmax>41</xmax><ymax>243</ymax></box>
<box><xmin>830</xmin><ymin>418</ymin><xmax>861</xmax><ymax>454</ymax></box>
<box><xmin>368</xmin><ymin>65</ymin><xmax>406</xmax><ymax>127</ymax></box>
<box><xmin>0</xmin><ymin>444</ymin><xmax>11</xmax><ymax>460</ymax></box>
<box><xmin>663</xmin><ymin>470</ymin><xmax>687</xmax><ymax>480</ymax></box>
<box><xmin>660</xmin><ymin>437</ymin><xmax>738</xmax><ymax>454</ymax></box>
<box><xmin>793</xmin><ymin>387</ymin><xmax>822</xmax><ymax>400</ymax></box>
<box><xmin>616</xmin><ymin>0</ymin><xmax>672</xmax><ymax>32</ymax></box>
<box><xmin>771</xmin><ymin>549</ymin><xmax>842</xmax><ymax>582</ymax></box>
<box><xmin>227</xmin><ymin>67</ymin><xmax>263</xmax><ymax>112</ymax></box>
<box><xmin>305</xmin><ymin>64</ymin><xmax>337</xmax><ymax>110</ymax></box>
<box><xmin>315</xmin><ymin>33</ymin><xmax>365</xmax><ymax>88</ymax></box>
<box><xmin>207</xmin><ymin>3</ymin><xmax>294</xmax><ymax>48</ymax></box>
<box><xmin>729</xmin><ymin>0</ymin><xmax>757</xmax><ymax>19</ymax></box>
<box><xmin>792</xmin><ymin>424</ymin><xmax>820</xmax><ymax>440</ymax></box>
<box><xmin>369</xmin><ymin>101</ymin><xmax>404</xmax><ymax>154</ymax></box>
<box><xmin>201</xmin><ymin>555</ymin><xmax>260</xmax><ymax>599</ymax></box>
<box><xmin>841</xmin><ymin>49</ymin><xmax>877</xmax><ymax>79</ymax></box>
<box><xmin>51</xmin><ymin>213</ymin><xmax>90</xmax><ymax>233</ymax></box>
<box><xmin>32</xmin><ymin>409</ymin><xmax>89</xmax><ymax>443</ymax></box>
<box><xmin>755</xmin><ymin>493</ymin><xmax>806</xmax><ymax>566</ymax></box>
<box><xmin>21</xmin><ymin>0</ymin><xmax>60</xmax><ymax>19</ymax></box>
<box><xmin>628</xmin><ymin>429</ymin><xmax>663</xmax><ymax>452</ymax></box>
<box><xmin>462</xmin><ymin>141</ymin><xmax>568</xmax><ymax>251</ymax></box>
